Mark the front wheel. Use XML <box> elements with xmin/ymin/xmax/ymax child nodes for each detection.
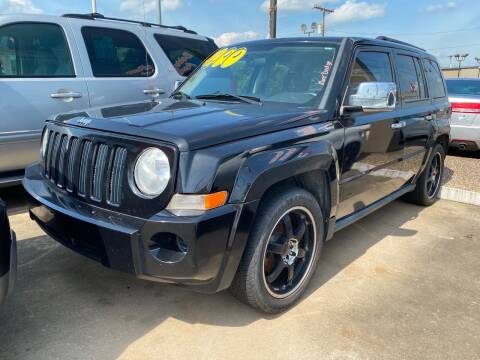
<box><xmin>404</xmin><ymin>143</ymin><xmax>445</xmax><ymax>206</ymax></box>
<box><xmin>230</xmin><ymin>187</ymin><xmax>324</xmax><ymax>313</ymax></box>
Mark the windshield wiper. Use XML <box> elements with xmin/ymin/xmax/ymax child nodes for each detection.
<box><xmin>195</xmin><ymin>93</ymin><xmax>263</xmax><ymax>106</ymax></box>
<box><xmin>170</xmin><ymin>90</ymin><xmax>192</xmax><ymax>100</ymax></box>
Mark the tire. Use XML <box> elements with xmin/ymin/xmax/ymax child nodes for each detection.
<box><xmin>230</xmin><ymin>187</ymin><xmax>324</xmax><ymax>313</ymax></box>
<box><xmin>404</xmin><ymin>143</ymin><xmax>445</xmax><ymax>206</ymax></box>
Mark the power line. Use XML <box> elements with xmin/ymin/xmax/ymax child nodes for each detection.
<box><xmin>328</xmin><ymin>26</ymin><xmax>480</xmax><ymax>37</ymax></box>
<box><xmin>427</xmin><ymin>43</ymin><xmax>480</xmax><ymax>51</ymax></box>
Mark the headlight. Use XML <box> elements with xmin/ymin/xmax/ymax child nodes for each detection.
<box><xmin>41</xmin><ymin>130</ymin><xmax>49</xmax><ymax>158</ymax></box>
<box><xmin>133</xmin><ymin>148</ymin><xmax>170</xmax><ymax>197</ymax></box>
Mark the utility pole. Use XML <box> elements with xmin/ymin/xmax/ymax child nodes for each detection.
<box><xmin>454</xmin><ymin>53</ymin><xmax>469</xmax><ymax>78</ymax></box>
<box><xmin>91</xmin><ymin>0</ymin><xmax>97</xmax><ymax>13</ymax></box>
<box><xmin>157</xmin><ymin>0</ymin><xmax>162</xmax><ymax>24</ymax></box>
<box><xmin>475</xmin><ymin>57</ymin><xmax>480</xmax><ymax>78</ymax></box>
<box><xmin>269</xmin><ymin>0</ymin><xmax>277</xmax><ymax>39</ymax></box>
<box><xmin>313</xmin><ymin>4</ymin><xmax>334</xmax><ymax>37</ymax></box>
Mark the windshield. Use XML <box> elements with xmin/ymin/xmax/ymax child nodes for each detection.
<box><xmin>446</xmin><ymin>79</ymin><xmax>480</xmax><ymax>96</ymax></box>
<box><xmin>178</xmin><ymin>42</ymin><xmax>339</xmax><ymax>107</ymax></box>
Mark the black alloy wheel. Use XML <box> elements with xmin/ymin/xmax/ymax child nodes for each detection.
<box><xmin>262</xmin><ymin>207</ymin><xmax>316</xmax><ymax>298</ymax></box>
<box><xmin>426</xmin><ymin>152</ymin><xmax>443</xmax><ymax>199</ymax></box>
<box><xmin>403</xmin><ymin>143</ymin><xmax>445</xmax><ymax>206</ymax></box>
<box><xmin>230</xmin><ymin>187</ymin><xmax>324</xmax><ymax>313</ymax></box>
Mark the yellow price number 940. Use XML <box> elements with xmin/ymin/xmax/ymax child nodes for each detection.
<box><xmin>203</xmin><ymin>47</ymin><xmax>247</xmax><ymax>69</ymax></box>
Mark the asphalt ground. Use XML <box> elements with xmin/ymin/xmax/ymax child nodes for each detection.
<box><xmin>1</xmin><ymin>186</ymin><xmax>479</xmax><ymax>360</ymax></box>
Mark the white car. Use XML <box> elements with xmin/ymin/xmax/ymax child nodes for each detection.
<box><xmin>446</xmin><ymin>78</ymin><xmax>480</xmax><ymax>151</ymax></box>
<box><xmin>0</xmin><ymin>13</ymin><xmax>217</xmax><ymax>186</ymax></box>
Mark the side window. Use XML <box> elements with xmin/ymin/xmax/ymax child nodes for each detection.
<box><xmin>154</xmin><ymin>34</ymin><xmax>217</xmax><ymax>76</ymax></box>
<box><xmin>0</xmin><ymin>22</ymin><xmax>74</xmax><ymax>78</ymax></box>
<box><xmin>82</xmin><ymin>27</ymin><xmax>154</xmax><ymax>77</ymax></box>
<box><xmin>395</xmin><ymin>55</ymin><xmax>423</xmax><ymax>101</ymax></box>
<box><xmin>346</xmin><ymin>51</ymin><xmax>394</xmax><ymax>104</ymax></box>
<box><xmin>413</xmin><ymin>58</ymin><xmax>426</xmax><ymax>99</ymax></box>
<box><xmin>423</xmin><ymin>59</ymin><xmax>446</xmax><ymax>98</ymax></box>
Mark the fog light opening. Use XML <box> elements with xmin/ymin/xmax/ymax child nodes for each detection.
<box><xmin>148</xmin><ymin>233</ymin><xmax>188</xmax><ymax>263</ymax></box>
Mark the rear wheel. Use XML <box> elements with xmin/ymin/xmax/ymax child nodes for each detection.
<box><xmin>404</xmin><ymin>143</ymin><xmax>445</xmax><ymax>206</ymax></box>
<box><xmin>230</xmin><ymin>187</ymin><xmax>324</xmax><ymax>313</ymax></box>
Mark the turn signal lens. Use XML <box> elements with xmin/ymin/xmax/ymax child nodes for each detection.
<box><xmin>204</xmin><ymin>191</ymin><xmax>229</xmax><ymax>209</ymax></box>
<box><xmin>167</xmin><ymin>191</ymin><xmax>228</xmax><ymax>213</ymax></box>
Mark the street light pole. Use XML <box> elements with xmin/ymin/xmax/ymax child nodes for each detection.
<box><xmin>91</xmin><ymin>0</ymin><xmax>97</xmax><ymax>13</ymax></box>
<box><xmin>475</xmin><ymin>57</ymin><xmax>480</xmax><ymax>78</ymax></box>
<box><xmin>313</xmin><ymin>4</ymin><xmax>334</xmax><ymax>37</ymax></box>
<box><xmin>301</xmin><ymin>23</ymin><xmax>318</xmax><ymax>37</ymax></box>
<box><xmin>454</xmin><ymin>53</ymin><xmax>469</xmax><ymax>78</ymax></box>
<box><xmin>269</xmin><ymin>0</ymin><xmax>277</xmax><ymax>39</ymax></box>
<box><xmin>157</xmin><ymin>0</ymin><xmax>162</xmax><ymax>25</ymax></box>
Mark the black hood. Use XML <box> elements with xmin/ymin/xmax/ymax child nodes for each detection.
<box><xmin>52</xmin><ymin>99</ymin><xmax>328</xmax><ymax>151</ymax></box>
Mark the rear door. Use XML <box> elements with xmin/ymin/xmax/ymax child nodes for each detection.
<box><xmin>423</xmin><ymin>58</ymin><xmax>451</xmax><ymax>144</ymax></box>
<box><xmin>69</xmin><ymin>21</ymin><xmax>164</xmax><ymax>107</ymax></box>
<box><xmin>392</xmin><ymin>50</ymin><xmax>433</xmax><ymax>178</ymax></box>
<box><xmin>0</xmin><ymin>19</ymin><xmax>89</xmax><ymax>175</ymax></box>
<box><xmin>337</xmin><ymin>48</ymin><xmax>406</xmax><ymax>219</ymax></box>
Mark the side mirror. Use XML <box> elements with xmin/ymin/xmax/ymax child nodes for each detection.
<box><xmin>347</xmin><ymin>82</ymin><xmax>397</xmax><ymax>112</ymax></box>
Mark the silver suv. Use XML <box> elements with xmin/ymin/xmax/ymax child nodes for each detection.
<box><xmin>0</xmin><ymin>13</ymin><xmax>217</xmax><ymax>186</ymax></box>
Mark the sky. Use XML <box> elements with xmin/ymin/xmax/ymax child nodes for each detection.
<box><xmin>1</xmin><ymin>0</ymin><xmax>480</xmax><ymax>67</ymax></box>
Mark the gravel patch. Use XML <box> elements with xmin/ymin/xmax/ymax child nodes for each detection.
<box><xmin>443</xmin><ymin>149</ymin><xmax>480</xmax><ymax>193</ymax></box>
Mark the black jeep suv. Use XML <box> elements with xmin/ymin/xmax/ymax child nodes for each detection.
<box><xmin>1</xmin><ymin>198</ymin><xmax>16</xmax><ymax>305</ymax></box>
<box><xmin>24</xmin><ymin>37</ymin><xmax>450</xmax><ymax>313</ymax></box>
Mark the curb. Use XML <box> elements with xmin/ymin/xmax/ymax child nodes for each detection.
<box><xmin>438</xmin><ymin>186</ymin><xmax>480</xmax><ymax>206</ymax></box>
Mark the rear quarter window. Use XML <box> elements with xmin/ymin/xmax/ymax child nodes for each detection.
<box><xmin>423</xmin><ymin>59</ymin><xmax>446</xmax><ymax>98</ymax></box>
<box><xmin>154</xmin><ymin>34</ymin><xmax>217</xmax><ymax>76</ymax></box>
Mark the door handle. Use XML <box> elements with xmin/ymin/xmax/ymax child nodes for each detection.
<box><xmin>143</xmin><ymin>88</ymin><xmax>165</xmax><ymax>97</ymax></box>
<box><xmin>50</xmin><ymin>91</ymin><xmax>82</xmax><ymax>99</ymax></box>
<box><xmin>425</xmin><ymin>114</ymin><xmax>434</xmax><ymax>121</ymax></box>
<box><xmin>391</xmin><ymin>121</ymin><xmax>406</xmax><ymax>129</ymax></box>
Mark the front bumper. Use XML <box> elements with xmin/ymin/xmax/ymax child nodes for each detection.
<box><xmin>0</xmin><ymin>230</ymin><xmax>16</xmax><ymax>305</ymax></box>
<box><xmin>24</xmin><ymin>164</ymin><xmax>257</xmax><ymax>293</ymax></box>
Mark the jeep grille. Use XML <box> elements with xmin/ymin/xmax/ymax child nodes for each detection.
<box><xmin>43</xmin><ymin>130</ymin><xmax>128</xmax><ymax>206</ymax></box>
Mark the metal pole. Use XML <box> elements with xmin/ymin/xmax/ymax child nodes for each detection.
<box><xmin>157</xmin><ymin>0</ymin><xmax>162</xmax><ymax>24</ymax></box>
<box><xmin>321</xmin><ymin>11</ymin><xmax>325</xmax><ymax>36</ymax></box>
<box><xmin>91</xmin><ymin>0</ymin><xmax>97</xmax><ymax>13</ymax></box>
<box><xmin>269</xmin><ymin>0</ymin><xmax>277</xmax><ymax>39</ymax></box>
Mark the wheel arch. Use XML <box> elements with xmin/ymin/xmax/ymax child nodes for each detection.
<box><xmin>436</xmin><ymin>133</ymin><xmax>450</xmax><ymax>155</ymax></box>
<box><xmin>230</xmin><ymin>140</ymin><xmax>341</xmax><ymax>225</ymax></box>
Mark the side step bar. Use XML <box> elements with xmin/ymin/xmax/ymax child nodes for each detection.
<box><xmin>334</xmin><ymin>184</ymin><xmax>415</xmax><ymax>232</ymax></box>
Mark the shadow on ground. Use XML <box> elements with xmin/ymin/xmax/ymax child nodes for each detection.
<box><xmin>0</xmin><ymin>199</ymin><xmax>426</xmax><ymax>360</ymax></box>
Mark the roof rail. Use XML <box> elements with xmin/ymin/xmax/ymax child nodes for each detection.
<box><xmin>62</xmin><ymin>13</ymin><xmax>198</xmax><ymax>35</ymax></box>
<box><xmin>376</xmin><ymin>36</ymin><xmax>425</xmax><ymax>52</ymax></box>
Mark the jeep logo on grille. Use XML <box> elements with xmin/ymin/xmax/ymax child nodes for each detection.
<box><xmin>77</xmin><ymin>118</ymin><xmax>92</xmax><ymax>126</ymax></box>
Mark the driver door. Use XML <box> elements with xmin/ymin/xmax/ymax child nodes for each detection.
<box><xmin>337</xmin><ymin>48</ymin><xmax>406</xmax><ymax>219</ymax></box>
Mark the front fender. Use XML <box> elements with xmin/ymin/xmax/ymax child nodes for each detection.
<box><xmin>229</xmin><ymin>139</ymin><xmax>341</xmax><ymax>219</ymax></box>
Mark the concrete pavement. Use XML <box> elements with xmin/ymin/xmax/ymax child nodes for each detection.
<box><xmin>1</xmin><ymin>194</ymin><xmax>479</xmax><ymax>360</ymax></box>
